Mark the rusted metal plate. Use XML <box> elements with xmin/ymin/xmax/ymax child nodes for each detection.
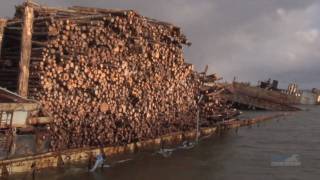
<box><xmin>183</xmin><ymin>131</ymin><xmax>197</xmax><ymax>140</ymax></box>
<box><xmin>201</xmin><ymin>127</ymin><xmax>217</xmax><ymax>136</ymax></box>
<box><xmin>161</xmin><ymin>133</ymin><xmax>183</xmax><ymax>147</ymax></box>
<box><xmin>136</xmin><ymin>138</ymin><xmax>161</xmax><ymax>151</ymax></box>
<box><xmin>0</xmin><ymin>129</ymin><xmax>212</xmax><ymax>175</ymax></box>
<box><xmin>0</xmin><ymin>113</ymin><xmax>288</xmax><ymax>176</ymax></box>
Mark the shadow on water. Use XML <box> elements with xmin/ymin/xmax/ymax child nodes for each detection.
<box><xmin>11</xmin><ymin>106</ymin><xmax>320</xmax><ymax>180</ymax></box>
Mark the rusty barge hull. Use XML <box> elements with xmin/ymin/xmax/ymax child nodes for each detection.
<box><xmin>0</xmin><ymin>113</ymin><xmax>288</xmax><ymax>176</ymax></box>
<box><xmin>224</xmin><ymin>82</ymin><xmax>300</xmax><ymax>111</ymax></box>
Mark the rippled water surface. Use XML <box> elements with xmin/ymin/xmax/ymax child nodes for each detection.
<box><xmin>16</xmin><ymin>106</ymin><xmax>320</xmax><ymax>180</ymax></box>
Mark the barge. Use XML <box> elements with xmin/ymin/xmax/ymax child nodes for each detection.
<box><xmin>0</xmin><ymin>112</ymin><xmax>288</xmax><ymax>177</ymax></box>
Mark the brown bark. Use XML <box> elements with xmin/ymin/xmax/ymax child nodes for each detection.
<box><xmin>17</xmin><ymin>4</ymin><xmax>34</xmax><ymax>97</ymax></box>
<box><xmin>0</xmin><ymin>3</ymin><xmax>238</xmax><ymax>151</ymax></box>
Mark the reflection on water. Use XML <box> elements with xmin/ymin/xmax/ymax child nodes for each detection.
<box><xmin>14</xmin><ymin>106</ymin><xmax>320</xmax><ymax>180</ymax></box>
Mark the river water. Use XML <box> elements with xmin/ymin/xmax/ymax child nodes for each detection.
<box><xmin>16</xmin><ymin>106</ymin><xmax>320</xmax><ymax>180</ymax></box>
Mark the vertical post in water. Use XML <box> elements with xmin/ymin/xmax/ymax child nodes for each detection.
<box><xmin>17</xmin><ymin>2</ymin><xmax>34</xmax><ymax>97</ymax></box>
<box><xmin>196</xmin><ymin>95</ymin><xmax>203</xmax><ymax>144</ymax></box>
<box><xmin>196</xmin><ymin>109</ymin><xmax>200</xmax><ymax>143</ymax></box>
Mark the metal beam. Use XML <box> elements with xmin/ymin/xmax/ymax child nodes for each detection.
<box><xmin>0</xmin><ymin>103</ymin><xmax>39</xmax><ymax>111</ymax></box>
<box><xmin>28</xmin><ymin>117</ymin><xmax>52</xmax><ymax>125</ymax></box>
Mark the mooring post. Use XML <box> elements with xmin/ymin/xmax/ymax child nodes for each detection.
<box><xmin>196</xmin><ymin>95</ymin><xmax>204</xmax><ymax>143</ymax></box>
<box><xmin>196</xmin><ymin>109</ymin><xmax>200</xmax><ymax>143</ymax></box>
<box><xmin>9</xmin><ymin>128</ymin><xmax>17</xmax><ymax>157</ymax></box>
<box><xmin>17</xmin><ymin>1</ymin><xmax>34</xmax><ymax>97</ymax></box>
<box><xmin>31</xmin><ymin>162</ymin><xmax>36</xmax><ymax>180</ymax></box>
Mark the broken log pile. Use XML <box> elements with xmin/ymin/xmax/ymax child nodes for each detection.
<box><xmin>199</xmin><ymin>75</ymin><xmax>239</xmax><ymax>126</ymax></box>
<box><xmin>0</xmin><ymin>2</ymin><xmax>238</xmax><ymax>151</ymax></box>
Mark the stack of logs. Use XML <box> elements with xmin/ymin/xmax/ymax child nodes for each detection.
<box><xmin>199</xmin><ymin>74</ymin><xmax>239</xmax><ymax>126</ymax></box>
<box><xmin>0</xmin><ymin>2</ymin><xmax>238</xmax><ymax>151</ymax></box>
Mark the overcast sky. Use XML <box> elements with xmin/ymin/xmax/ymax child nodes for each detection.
<box><xmin>1</xmin><ymin>0</ymin><xmax>320</xmax><ymax>89</ymax></box>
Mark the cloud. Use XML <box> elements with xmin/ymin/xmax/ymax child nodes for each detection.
<box><xmin>0</xmin><ymin>0</ymin><xmax>319</xmax><ymax>88</ymax></box>
<box><xmin>296</xmin><ymin>29</ymin><xmax>319</xmax><ymax>43</ymax></box>
<box><xmin>186</xmin><ymin>0</ymin><xmax>320</xmax><ymax>89</ymax></box>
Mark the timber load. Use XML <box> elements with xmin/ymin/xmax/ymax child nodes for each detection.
<box><xmin>0</xmin><ymin>2</ymin><xmax>238</xmax><ymax>152</ymax></box>
<box><xmin>199</xmin><ymin>73</ymin><xmax>239</xmax><ymax>126</ymax></box>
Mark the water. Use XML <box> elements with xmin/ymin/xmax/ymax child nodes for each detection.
<box><xmin>16</xmin><ymin>106</ymin><xmax>320</xmax><ymax>180</ymax></box>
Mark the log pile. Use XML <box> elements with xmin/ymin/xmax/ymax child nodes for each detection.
<box><xmin>9</xmin><ymin>3</ymin><xmax>198</xmax><ymax>151</ymax></box>
<box><xmin>0</xmin><ymin>2</ymin><xmax>238</xmax><ymax>151</ymax></box>
<box><xmin>197</xmin><ymin>74</ymin><xmax>239</xmax><ymax>127</ymax></box>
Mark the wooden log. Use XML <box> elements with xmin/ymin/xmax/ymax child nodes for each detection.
<box><xmin>17</xmin><ymin>3</ymin><xmax>34</xmax><ymax>97</ymax></box>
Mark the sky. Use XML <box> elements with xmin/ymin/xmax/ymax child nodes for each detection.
<box><xmin>0</xmin><ymin>0</ymin><xmax>320</xmax><ymax>89</ymax></box>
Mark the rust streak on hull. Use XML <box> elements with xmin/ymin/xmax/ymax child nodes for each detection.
<box><xmin>0</xmin><ymin>113</ymin><xmax>288</xmax><ymax>176</ymax></box>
